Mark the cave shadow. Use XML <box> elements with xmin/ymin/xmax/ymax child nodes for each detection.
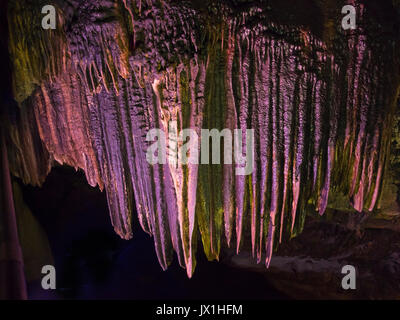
<box><xmin>19</xmin><ymin>165</ymin><xmax>288</xmax><ymax>300</ymax></box>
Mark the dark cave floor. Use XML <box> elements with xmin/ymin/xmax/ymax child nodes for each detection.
<box><xmin>15</xmin><ymin>165</ymin><xmax>400</xmax><ymax>300</ymax></box>
<box><xmin>17</xmin><ymin>165</ymin><xmax>289</xmax><ymax>300</ymax></box>
<box><xmin>228</xmin><ymin>209</ymin><xmax>400</xmax><ymax>299</ymax></box>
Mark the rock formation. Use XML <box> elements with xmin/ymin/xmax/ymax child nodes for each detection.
<box><xmin>2</xmin><ymin>0</ymin><xmax>400</xmax><ymax>277</ymax></box>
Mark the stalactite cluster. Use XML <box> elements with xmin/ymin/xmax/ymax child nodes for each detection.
<box><xmin>4</xmin><ymin>0</ymin><xmax>400</xmax><ymax>276</ymax></box>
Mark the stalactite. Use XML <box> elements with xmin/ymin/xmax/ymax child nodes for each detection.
<box><xmin>4</xmin><ymin>0</ymin><xmax>400</xmax><ymax>276</ymax></box>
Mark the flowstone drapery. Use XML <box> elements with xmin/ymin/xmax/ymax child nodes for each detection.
<box><xmin>4</xmin><ymin>0</ymin><xmax>400</xmax><ymax>277</ymax></box>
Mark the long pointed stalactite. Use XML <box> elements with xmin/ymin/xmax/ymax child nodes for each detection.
<box><xmin>3</xmin><ymin>0</ymin><xmax>400</xmax><ymax>277</ymax></box>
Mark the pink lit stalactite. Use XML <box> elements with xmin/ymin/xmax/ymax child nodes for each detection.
<box><xmin>4</xmin><ymin>0</ymin><xmax>400</xmax><ymax>275</ymax></box>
